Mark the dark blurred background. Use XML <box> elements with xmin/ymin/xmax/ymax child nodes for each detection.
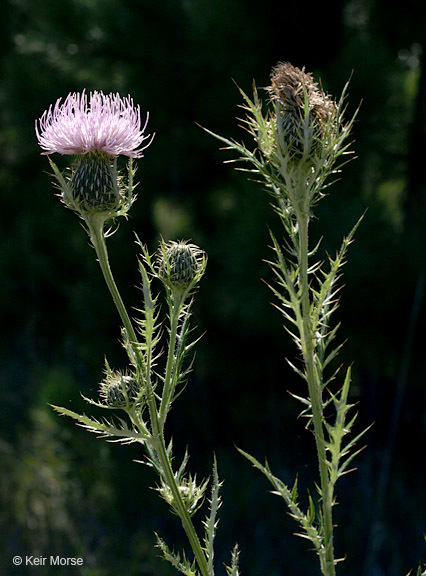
<box><xmin>0</xmin><ymin>0</ymin><xmax>425</xmax><ymax>575</ymax></box>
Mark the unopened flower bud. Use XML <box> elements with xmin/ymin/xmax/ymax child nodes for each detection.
<box><xmin>157</xmin><ymin>240</ymin><xmax>206</xmax><ymax>291</ymax></box>
<box><xmin>99</xmin><ymin>372</ymin><xmax>140</xmax><ymax>408</ymax></box>
<box><xmin>157</xmin><ymin>474</ymin><xmax>209</xmax><ymax>517</ymax></box>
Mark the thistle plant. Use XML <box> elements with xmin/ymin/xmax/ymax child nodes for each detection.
<box><xmin>36</xmin><ymin>91</ymin><xmax>239</xmax><ymax>576</ymax></box>
<box><xmin>205</xmin><ymin>62</ymin><xmax>369</xmax><ymax>575</ymax></box>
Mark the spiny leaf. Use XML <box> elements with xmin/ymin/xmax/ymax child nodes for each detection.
<box><xmin>50</xmin><ymin>405</ymin><xmax>149</xmax><ymax>443</ymax></box>
<box><xmin>286</xmin><ymin>359</ymin><xmax>308</xmax><ymax>382</ymax></box>
<box><xmin>225</xmin><ymin>545</ymin><xmax>240</xmax><ymax>576</ymax></box>
<box><xmin>291</xmin><ymin>476</ymin><xmax>299</xmax><ymax>503</ymax></box>
<box><xmin>156</xmin><ymin>536</ymin><xmax>199</xmax><ymax>576</ymax></box>
<box><xmin>203</xmin><ymin>456</ymin><xmax>223</xmax><ymax>576</ymax></box>
<box><xmin>237</xmin><ymin>448</ymin><xmax>324</xmax><ymax>554</ymax></box>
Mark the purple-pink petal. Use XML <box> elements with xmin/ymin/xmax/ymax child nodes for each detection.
<box><xmin>36</xmin><ymin>90</ymin><xmax>153</xmax><ymax>157</ymax></box>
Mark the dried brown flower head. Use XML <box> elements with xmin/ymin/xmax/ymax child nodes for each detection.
<box><xmin>268</xmin><ymin>62</ymin><xmax>336</xmax><ymax>155</ymax></box>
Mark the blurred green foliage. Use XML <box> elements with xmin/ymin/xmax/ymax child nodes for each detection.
<box><xmin>0</xmin><ymin>0</ymin><xmax>425</xmax><ymax>575</ymax></box>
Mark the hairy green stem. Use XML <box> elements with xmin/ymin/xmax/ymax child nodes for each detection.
<box><xmin>88</xmin><ymin>214</ymin><xmax>157</xmax><ymax>429</ymax></box>
<box><xmin>87</xmin><ymin>215</ymin><xmax>140</xmax><ymax>352</ymax></box>
<box><xmin>297</xmin><ymin>209</ymin><xmax>336</xmax><ymax>576</ymax></box>
<box><xmin>87</xmin><ymin>217</ymin><xmax>209</xmax><ymax>576</ymax></box>
<box><xmin>155</xmin><ymin>435</ymin><xmax>210</xmax><ymax>576</ymax></box>
<box><xmin>155</xmin><ymin>293</ymin><xmax>210</xmax><ymax>576</ymax></box>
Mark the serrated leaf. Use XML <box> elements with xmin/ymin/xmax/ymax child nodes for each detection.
<box><xmin>203</xmin><ymin>456</ymin><xmax>222</xmax><ymax>576</ymax></box>
<box><xmin>225</xmin><ymin>544</ymin><xmax>240</xmax><ymax>576</ymax></box>
<box><xmin>50</xmin><ymin>404</ymin><xmax>149</xmax><ymax>443</ymax></box>
<box><xmin>237</xmin><ymin>447</ymin><xmax>324</xmax><ymax>554</ymax></box>
<box><xmin>156</xmin><ymin>535</ymin><xmax>199</xmax><ymax>576</ymax></box>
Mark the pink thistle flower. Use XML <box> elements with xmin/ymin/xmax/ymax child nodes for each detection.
<box><xmin>36</xmin><ymin>90</ymin><xmax>153</xmax><ymax>158</ymax></box>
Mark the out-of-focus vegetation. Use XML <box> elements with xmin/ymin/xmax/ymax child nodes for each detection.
<box><xmin>0</xmin><ymin>1</ymin><xmax>425</xmax><ymax>575</ymax></box>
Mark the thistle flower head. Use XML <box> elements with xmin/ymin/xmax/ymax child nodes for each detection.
<box><xmin>157</xmin><ymin>240</ymin><xmax>207</xmax><ymax>292</ymax></box>
<box><xmin>99</xmin><ymin>371</ymin><xmax>141</xmax><ymax>408</ymax></box>
<box><xmin>206</xmin><ymin>61</ymin><xmax>357</xmax><ymax>223</ymax></box>
<box><xmin>36</xmin><ymin>90</ymin><xmax>153</xmax><ymax>158</ymax></box>
<box><xmin>267</xmin><ymin>62</ymin><xmax>336</xmax><ymax>158</ymax></box>
<box><xmin>36</xmin><ymin>90</ymin><xmax>152</xmax><ymax>221</ymax></box>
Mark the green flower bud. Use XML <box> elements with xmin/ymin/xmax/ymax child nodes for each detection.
<box><xmin>99</xmin><ymin>371</ymin><xmax>140</xmax><ymax>408</ymax></box>
<box><xmin>157</xmin><ymin>474</ymin><xmax>209</xmax><ymax>517</ymax></box>
<box><xmin>157</xmin><ymin>240</ymin><xmax>206</xmax><ymax>291</ymax></box>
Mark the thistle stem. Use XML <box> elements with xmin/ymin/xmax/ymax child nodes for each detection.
<box><xmin>88</xmin><ymin>217</ymin><xmax>209</xmax><ymax>576</ymax></box>
<box><xmin>87</xmin><ymin>214</ymin><xmax>139</xmax><ymax>352</ymax></box>
<box><xmin>155</xmin><ymin>293</ymin><xmax>210</xmax><ymax>576</ymax></box>
<box><xmin>297</xmin><ymin>209</ymin><xmax>336</xmax><ymax>576</ymax></box>
<box><xmin>155</xmin><ymin>435</ymin><xmax>211</xmax><ymax>576</ymax></box>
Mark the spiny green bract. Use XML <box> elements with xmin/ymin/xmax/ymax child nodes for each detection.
<box><xmin>70</xmin><ymin>152</ymin><xmax>119</xmax><ymax>212</ymax></box>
